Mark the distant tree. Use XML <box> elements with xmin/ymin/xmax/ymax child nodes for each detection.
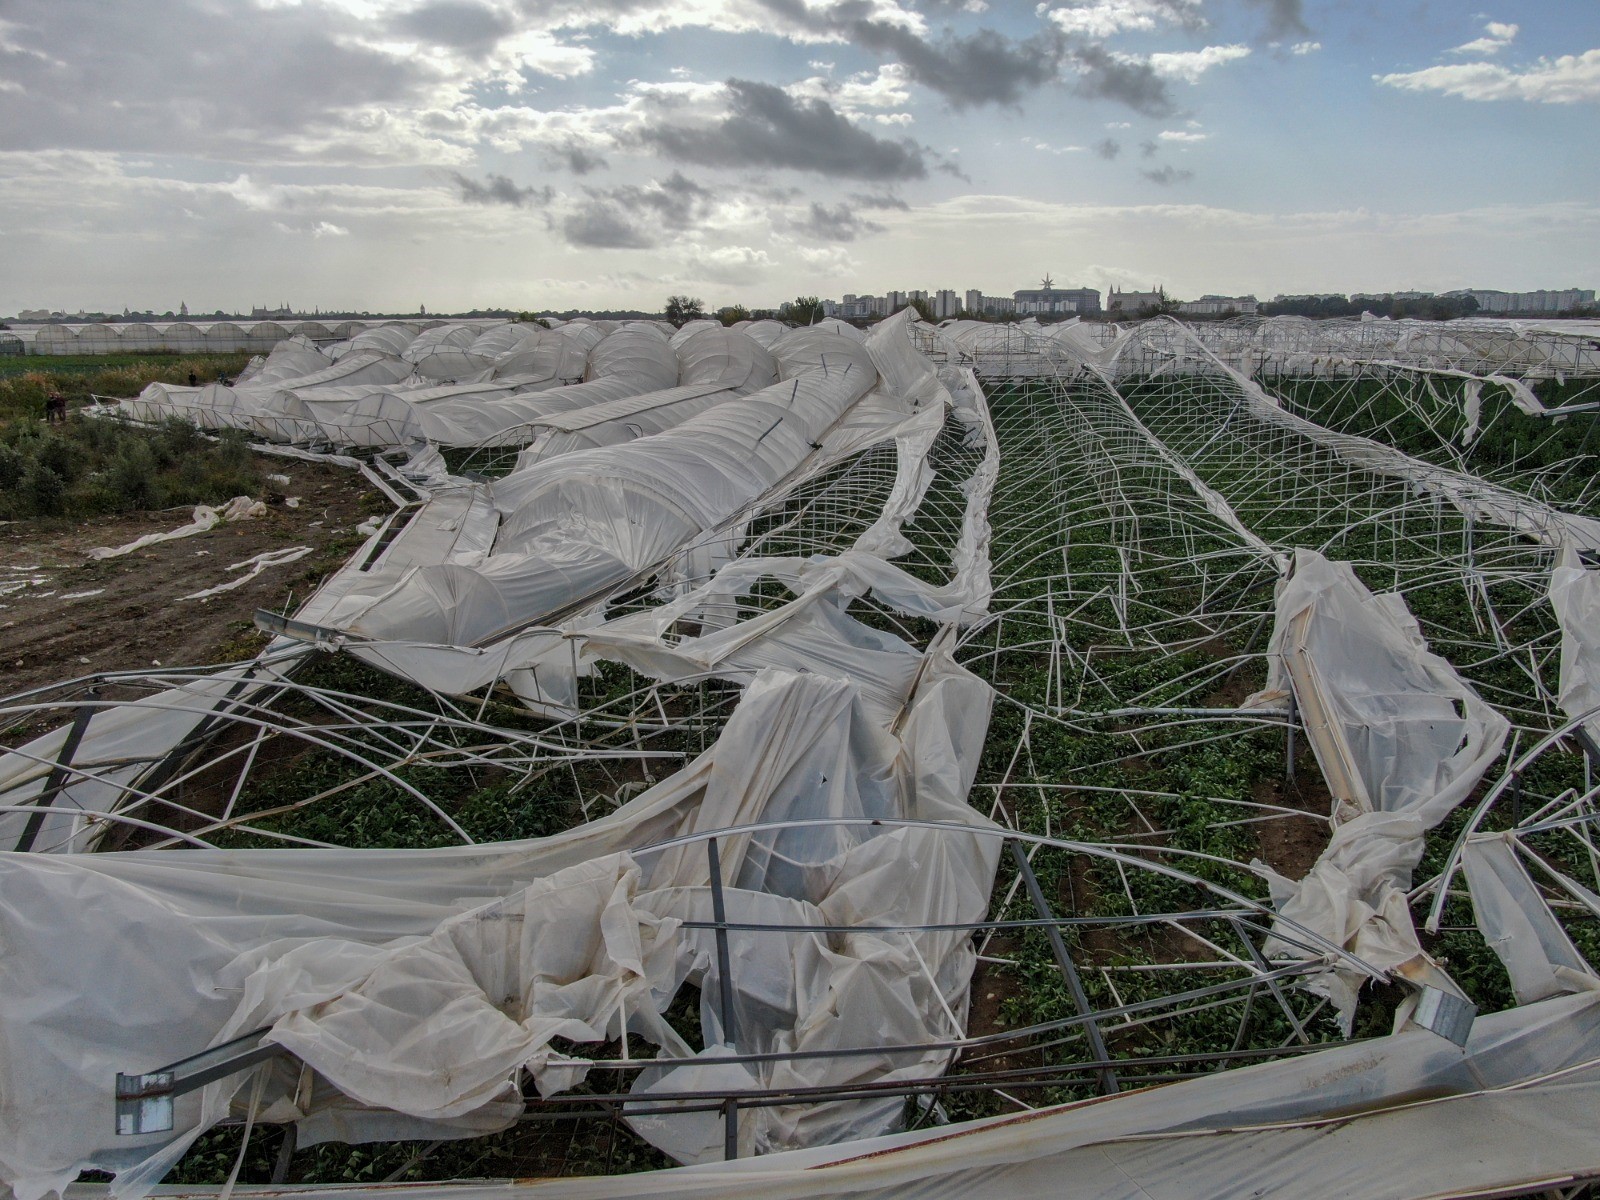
<box><xmin>517</xmin><ymin>312</ymin><xmax>550</xmax><ymax>328</ymax></box>
<box><xmin>788</xmin><ymin>295</ymin><xmax>826</xmax><ymax>326</ymax></box>
<box><xmin>664</xmin><ymin>295</ymin><xmax>706</xmax><ymax>327</ymax></box>
<box><xmin>905</xmin><ymin>297</ymin><xmax>934</xmax><ymax>322</ymax></box>
<box><xmin>718</xmin><ymin>304</ymin><xmax>751</xmax><ymax>326</ymax></box>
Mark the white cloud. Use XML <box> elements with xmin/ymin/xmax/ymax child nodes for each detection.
<box><xmin>1291</xmin><ymin>41</ymin><xmax>1320</xmax><ymax>55</ymax></box>
<box><xmin>1451</xmin><ymin>21</ymin><xmax>1518</xmax><ymax>56</ymax></box>
<box><xmin>1158</xmin><ymin>129</ymin><xmax>1208</xmax><ymax>142</ymax></box>
<box><xmin>1048</xmin><ymin>0</ymin><xmax>1202</xmax><ymax>40</ymax></box>
<box><xmin>1377</xmin><ymin>50</ymin><xmax>1600</xmax><ymax>104</ymax></box>
<box><xmin>1023</xmin><ymin>136</ymin><xmax>1085</xmax><ymax>154</ymax></box>
<box><xmin>1146</xmin><ymin>44</ymin><xmax>1251</xmax><ymax>83</ymax></box>
<box><xmin>681</xmin><ymin>243</ymin><xmax>775</xmax><ymax>285</ymax></box>
<box><xmin>790</xmin><ymin>63</ymin><xmax>913</xmax><ymax>115</ymax></box>
<box><xmin>312</xmin><ymin>221</ymin><xmax>350</xmax><ymax>237</ymax></box>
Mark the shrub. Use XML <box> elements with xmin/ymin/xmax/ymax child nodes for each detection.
<box><xmin>107</xmin><ymin>440</ymin><xmax>160</xmax><ymax>510</ymax></box>
<box><xmin>0</xmin><ymin>444</ymin><xmax>24</xmax><ymax>491</ymax></box>
<box><xmin>33</xmin><ymin>434</ymin><xmax>80</xmax><ymax>483</ymax></box>
<box><xmin>23</xmin><ymin>461</ymin><xmax>66</xmax><ymax>517</ymax></box>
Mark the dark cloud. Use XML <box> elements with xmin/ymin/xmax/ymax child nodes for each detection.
<box><xmin>1241</xmin><ymin>0</ymin><xmax>1310</xmax><ymax>40</ymax></box>
<box><xmin>592</xmin><ymin>171</ymin><xmax>712</xmax><ymax>230</ymax></box>
<box><xmin>561</xmin><ymin>207</ymin><xmax>655</xmax><ymax>249</ymax></box>
<box><xmin>755</xmin><ymin>0</ymin><xmax>1068</xmax><ymax>109</ymax></box>
<box><xmin>1069</xmin><ymin>46</ymin><xmax>1176</xmax><ymax>117</ymax></box>
<box><xmin>555</xmin><ymin>144</ymin><xmax>609</xmax><ymax>175</ymax></box>
<box><xmin>1140</xmin><ymin>139</ymin><xmax>1160</xmax><ymax>159</ymax></box>
<box><xmin>451</xmin><ymin>172</ymin><xmax>552</xmax><ymax>207</ymax></box>
<box><xmin>393</xmin><ymin>0</ymin><xmax>513</xmax><ymax>50</ymax></box>
<box><xmin>556</xmin><ymin>172</ymin><xmax>715</xmax><ymax>249</ymax></box>
<box><xmin>848</xmin><ymin>191</ymin><xmax>910</xmax><ymax>211</ymax></box>
<box><xmin>1094</xmin><ymin>138</ymin><xmax>1122</xmax><ymax>160</ymax></box>
<box><xmin>1141</xmin><ymin>165</ymin><xmax>1194</xmax><ymax>185</ymax></box>
<box><xmin>787</xmin><ymin>201</ymin><xmax>885</xmax><ymax>243</ymax></box>
<box><xmin>632</xmin><ymin>79</ymin><xmax>928</xmax><ymax>182</ymax></box>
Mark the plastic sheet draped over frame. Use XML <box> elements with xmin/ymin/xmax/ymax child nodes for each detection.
<box><xmin>60</xmin><ymin>993</ymin><xmax>1600</xmax><ymax>1200</ymax></box>
<box><xmin>0</xmin><ymin>650</ymin><xmax>998</xmax><ymax>1199</ymax></box>
<box><xmin>1255</xmin><ymin>550</ymin><xmax>1509</xmax><ymax>1027</ymax></box>
<box><xmin>332</xmin><ymin>328</ymin><xmax>883</xmax><ymax>647</ymax></box>
<box><xmin>1549</xmin><ymin>545</ymin><xmax>1600</xmax><ymax>745</ymax></box>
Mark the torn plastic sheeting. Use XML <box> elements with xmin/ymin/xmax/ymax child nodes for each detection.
<box><xmin>324</xmin><ymin>364</ymin><xmax>993</xmax><ymax>710</ymax></box>
<box><xmin>1462</xmin><ymin>833</ymin><xmax>1599</xmax><ymax>1005</ymax></box>
<box><xmin>1256</xmin><ymin>550</ymin><xmax>1508</xmax><ymax>1029</ymax></box>
<box><xmin>0</xmin><ymin>659</ymin><xmax>300</xmax><ymax>854</ymax></box>
<box><xmin>334</xmin><ymin>330</ymin><xmax>883</xmax><ymax>646</ymax></box>
<box><xmin>98</xmin><ymin>992</ymin><xmax>1600</xmax><ymax>1200</ymax></box>
<box><xmin>180</xmin><ymin>546</ymin><xmax>314</xmax><ymax>601</ymax></box>
<box><xmin>1269</xmin><ymin>550</ymin><xmax>1509</xmax><ymax>826</ymax></box>
<box><xmin>0</xmin><ymin>655</ymin><xmax>998</xmax><ymax>1198</ymax></box>
<box><xmin>1549</xmin><ymin>545</ymin><xmax>1600</xmax><ymax>745</ymax></box>
<box><xmin>586</xmin><ymin>582</ymin><xmax>925</xmax><ymax>729</ymax></box>
<box><xmin>88</xmin><ymin>498</ymin><xmax>266</xmax><ymax>560</ymax></box>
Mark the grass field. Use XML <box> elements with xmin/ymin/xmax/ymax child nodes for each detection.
<box><xmin>0</xmin><ymin>352</ymin><xmax>255</xmax><ymax>422</ymax></box>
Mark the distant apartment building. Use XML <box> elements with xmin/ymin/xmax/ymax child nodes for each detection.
<box><xmin>1177</xmin><ymin>294</ymin><xmax>1259</xmax><ymax>316</ymax></box>
<box><xmin>832</xmin><ymin>293</ymin><xmax>890</xmax><ymax>320</ymax></box>
<box><xmin>934</xmin><ymin>289</ymin><xmax>960</xmax><ymax>319</ymax></box>
<box><xmin>1445</xmin><ymin>288</ymin><xmax>1596</xmax><ymax>314</ymax></box>
<box><xmin>1011</xmin><ymin>275</ymin><xmax>1101</xmax><ymax>316</ymax></box>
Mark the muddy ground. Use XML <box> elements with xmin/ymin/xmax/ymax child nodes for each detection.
<box><xmin>0</xmin><ymin>456</ymin><xmax>381</xmax><ymax>700</ymax></box>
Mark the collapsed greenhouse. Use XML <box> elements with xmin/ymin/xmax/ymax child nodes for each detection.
<box><xmin>5</xmin><ymin>310</ymin><xmax>1600</xmax><ymax>1198</ymax></box>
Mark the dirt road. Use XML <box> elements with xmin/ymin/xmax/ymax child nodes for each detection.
<box><xmin>0</xmin><ymin>456</ymin><xmax>380</xmax><ymax>699</ymax></box>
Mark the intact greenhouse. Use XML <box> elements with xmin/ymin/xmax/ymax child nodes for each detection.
<box><xmin>5</xmin><ymin>311</ymin><xmax>1600</xmax><ymax>1199</ymax></box>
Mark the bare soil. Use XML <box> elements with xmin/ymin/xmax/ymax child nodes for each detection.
<box><xmin>1253</xmin><ymin>752</ymin><xmax>1334</xmax><ymax>881</ymax></box>
<box><xmin>0</xmin><ymin>456</ymin><xmax>379</xmax><ymax>700</ymax></box>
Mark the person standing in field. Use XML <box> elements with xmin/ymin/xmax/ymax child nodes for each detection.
<box><xmin>45</xmin><ymin>391</ymin><xmax>66</xmax><ymax>424</ymax></box>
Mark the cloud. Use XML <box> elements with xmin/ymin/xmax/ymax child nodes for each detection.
<box><xmin>682</xmin><ymin>244</ymin><xmax>774</xmax><ymax>285</ymax></box>
<box><xmin>1071</xmin><ymin>45</ymin><xmax>1176</xmax><ymax>115</ymax></box>
<box><xmin>1146</xmin><ymin>44</ymin><xmax>1252</xmax><ymax>83</ymax></box>
<box><xmin>0</xmin><ymin>0</ymin><xmax>592</xmax><ymax>166</ymax></box>
<box><xmin>554</xmin><ymin>171</ymin><xmax>720</xmax><ymax>248</ymax></box>
<box><xmin>551</xmin><ymin>142</ymin><xmax>609</xmax><ymax>174</ymax></box>
<box><xmin>1023</xmin><ymin>136</ymin><xmax>1085</xmax><ymax>155</ymax></box>
<box><xmin>1377</xmin><ymin>50</ymin><xmax>1600</xmax><ymax>104</ymax></box>
<box><xmin>789</xmin><ymin>63</ymin><xmax>912</xmax><ymax>115</ymax></box>
<box><xmin>1291</xmin><ymin>41</ymin><xmax>1320</xmax><ymax>55</ymax></box>
<box><xmin>1158</xmin><ymin>129</ymin><xmax>1209</xmax><ymax>142</ymax></box>
<box><xmin>786</xmin><ymin>201</ymin><xmax>886</xmax><ymax>242</ymax></box>
<box><xmin>392</xmin><ymin>0</ymin><xmax>514</xmax><ymax>51</ymax></box>
<box><xmin>1240</xmin><ymin>0</ymin><xmax>1308</xmax><ymax>40</ymax></box>
<box><xmin>312</xmin><ymin>221</ymin><xmax>350</xmax><ymax>237</ymax></box>
<box><xmin>1141</xmin><ymin>165</ymin><xmax>1194</xmax><ymax>184</ymax></box>
<box><xmin>451</xmin><ymin>172</ymin><xmax>553</xmax><ymax>207</ymax></box>
<box><xmin>1094</xmin><ymin>137</ymin><xmax>1122</xmax><ymax>159</ymax></box>
<box><xmin>755</xmin><ymin>0</ymin><xmax>1070</xmax><ymax>109</ymax></box>
<box><xmin>848</xmin><ymin>191</ymin><xmax>911</xmax><ymax>210</ymax></box>
<box><xmin>561</xmin><ymin>207</ymin><xmax>655</xmax><ymax>249</ymax></box>
<box><xmin>631</xmin><ymin>78</ymin><xmax>929</xmax><ymax>181</ymax></box>
<box><xmin>1047</xmin><ymin>0</ymin><xmax>1202</xmax><ymax>40</ymax></box>
<box><xmin>1450</xmin><ymin>21</ymin><xmax>1518</xmax><ymax>56</ymax></box>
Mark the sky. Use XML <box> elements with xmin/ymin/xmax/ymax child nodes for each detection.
<box><xmin>0</xmin><ymin>0</ymin><xmax>1596</xmax><ymax>315</ymax></box>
